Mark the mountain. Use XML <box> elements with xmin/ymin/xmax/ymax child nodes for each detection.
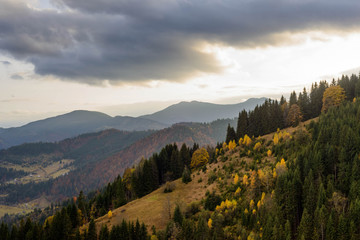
<box><xmin>0</xmin><ymin>110</ymin><xmax>168</xmax><ymax>150</ymax></box>
<box><xmin>0</xmin><ymin>118</ymin><xmax>236</xmax><ymax>205</ymax></box>
<box><xmin>0</xmin><ymin>98</ymin><xmax>263</xmax><ymax>149</ymax></box>
<box><xmin>141</xmin><ymin>97</ymin><xmax>266</xmax><ymax>125</ymax></box>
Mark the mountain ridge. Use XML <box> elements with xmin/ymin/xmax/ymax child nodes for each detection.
<box><xmin>0</xmin><ymin>98</ymin><xmax>265</xmax><ymax>149</ymax></box>
<box><xmin>0</xmin><ymin>110</ymin><xmax>167</xmax><ymax>150</ymax></box>
<box><xmin>141</xmin><ymin>97</ymin><xmax>266</xmax><ymax>124</ymax></box>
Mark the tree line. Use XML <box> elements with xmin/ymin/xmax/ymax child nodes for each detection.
<box><xmin>226</xmin><ymin>74</ymin><xmax>360</xmax><ymax>143</ymax></box>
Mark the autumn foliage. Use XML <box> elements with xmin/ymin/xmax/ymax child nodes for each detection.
<box><xmin>321</xmin><ymin>85</ymin><xmax>346</xmax><ymax>112</ymax></box>
<box><xmin>286</xmin><ymin>104</ymin><xmax>303</xmax><ymax>127</ymax></box>
<box><xmin>190</xmin><ymin>148</ymin><xmax>209</xmax><ymax>169</ymax></box>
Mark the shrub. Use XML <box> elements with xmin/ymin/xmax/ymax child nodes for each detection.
<box><xmin>182</xmin><ymin>166</ymin><xmax>192</xmax><ymax>184</ymax></box>
<box><xmin>164</xmin><ymin>182</ymin><xmax>175</xmax><ymax>193</ymax></box>
<box><xmin>204</xmin><ymin>192</ymin><xmax>222</xmax><ymax>211</ymax></box>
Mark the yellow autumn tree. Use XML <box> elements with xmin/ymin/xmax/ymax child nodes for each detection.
<box><xmin>222</xmin><ymin>142</ymin><xmax>228</xmax><ymax>151</ymax></box>
<box><xmin>257</xmin><ymin>200</ymin><xmax>261</xmax><ymax>209</ymax></box>
<box><xmin>249</xmin><ymin>170</ymin><xmax>260</xmax><ymax>197</ymax></box>
<box><xmin>228</xmin><ymin>140</ymin><xmax>237</xmax><ymax>151</ymax></box>
<box><xmin>215</xmin><ymin>148</ymin><xmax>219</xmax><ymax>156</ymax></box>
<box><xmin>275</xmin><ymin>158</ymin><xmax>287</xmax><ymax>176</ymax></box>
<box><xmin>243</xmin><ymin>174</ymin><xmax>249</xmax><ymax>185</ymax></box>
<box><xmin>273</xmin><ymin>133</ymin><xmax>279</xmax><ymax>145</ymax></box>
<box><xmin>253</xmin><ymin>142</ymin><xmax>261</xmax><ymax>151</ymax></box>
<box><xmin>267</xmin><ymin>149</ymin><xmax>272</xmax><ymax>157</ymax></box>
<box><xmin>258</xmin><ymin>167</ymin><xmax>273</xmax><ymax>191</ymax></box>
<box><xmin>190</xmin><ymin>148</ymin><xmax>209</xmax><ymax>168</ymax></box>
<box><xmin>261</xmin><ymin>192</ymin><xmax>266</xmax><ymax>205</ymax></box>
<box><xmin>234</xmin><ymin>174</ymin><xmax>239</xmax><ymax>185</ymax></box>
<box><xmin>322</xmin><ymin>85</ymin><xmax>346</xmax><ymax>112</ymax></box>
<box><xmin>235</xmin><ymin>187</ymin><xmax>241</xmax><ymax>195</ymax></box>
<box><xmin>242</xmin><ymin>134</ymin><xmax>252</xmax><ymax>146</ymax></box>
<box><xmin>208</xmin><ymin>218</ymin><xmax>213</xmax><ymax>229</ymax></box>
<box><xmin>249</xmin><ymin>199</ymin><xmax>255</xmax><ymax>209</ymax></box>
<box><xmin>151</xmin><ymin>235</ymin><xmax>159</xmax><ymax>240</ymax></box>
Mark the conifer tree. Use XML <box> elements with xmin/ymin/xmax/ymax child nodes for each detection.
<box><xmin>182</xmin><ymin>166</ymin><xmax>192</xmax><ymax>184</ymax></box>
<box><xmin>236</xmin><ymin>110</ymin><xmax>248</xmax><ymax>139</ymax></box>
<box><xmin>99</xmin><ymin>225</ymin><xmax>109</xmax><ymax>240</ymax></box>
<box><xmin>88</xmin><ymin>219</ymin><xmax>97</xmax><ymax>240</ymax></box>
<box><xmin>226</xmin><ymin>124</ymin><xmax>237</xmax><ymax>143</ymax></box>
<box><xmin>173</xmin><ymin>205</ymin><xmax>183</xmax><ymax>226</ymax></box>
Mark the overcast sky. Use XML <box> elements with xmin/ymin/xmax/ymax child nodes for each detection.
<box><xmin>1</xmin><ymin>0</ymin><xmax>360</xmax><ymax>127</ymax></box>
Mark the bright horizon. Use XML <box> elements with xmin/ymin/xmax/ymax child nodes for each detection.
<box><xmin>1</xmin><ymin>0</ymin><xmax>360</xmax><ymax>127</ymax></box>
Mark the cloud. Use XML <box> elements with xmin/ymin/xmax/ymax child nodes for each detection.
<box><xmin>0</xmin><ymin>60</ymin><xmax>11</xmax><ymax>65</ymax></box>
<box><xmin>0</xmin><ymin>0</ymin><xmax>360</xmax><ymax>84</ymax></box>
<box><xmin>10</xmin><ymin>74</ymin><xmax>24</xmax><ymax>80</ymax></box>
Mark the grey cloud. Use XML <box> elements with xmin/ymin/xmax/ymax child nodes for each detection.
<box><xmin>1</xmin><ymin>0</ymin><xmax>360</xmax><ymax>84</ymax></box>
<box><xmin>0</xmin><ymin>60</ymin><xmax>11</xmax><ymax>65</ymax></box>
<box><xmin>11</xmin><ymin>74</ymin><xmax>24</xmax><ymax>80</ymax></box>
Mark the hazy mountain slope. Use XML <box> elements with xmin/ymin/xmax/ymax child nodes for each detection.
<box><xmin>0</xmin><ymin>98</ymin><xmax>263</xmax><ymax>149</ymax></box>
<box><xmin>0</xmin><ymin>110</ymin><xmax>167</xmax><ymax>149</ymax></box>
<box><xmin>49</xmin><ymin>119</ymin><xmax>236</xmax><ymax>200</ymax></box>
<box><xmin>0</xmin><ymin>129</ymin><xmax>154</xmax><ymax>204</ymax></box>
<box><xmin>141</xmin><ymin>98</ymin><xmax>266</xmax><ymax>124</ymax></box>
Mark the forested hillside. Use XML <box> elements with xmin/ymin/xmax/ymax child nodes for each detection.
<box><xmin>1</xmin><ymin>73</ymin><xmax>360</xmax><ymax>240</ymax></box>
<box><xmin>0</xmin><ymin>129</ymin><xmax>155</xmax><ymax>204</ymax></box>
<box><xmin>0</xmin><ymin>119</ymin><xmax>236</xmax><ymax>206</ymax></box>
<box><xmin>226</xmin><ymin>74</ymin><xmax>360</xmax><ymax>142</ymax></box>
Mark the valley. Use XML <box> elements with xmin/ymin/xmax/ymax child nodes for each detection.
<box><xmin>1</xmin><ymin>159</ymin><xmax>74</xmax><ymax>185</ymax></box>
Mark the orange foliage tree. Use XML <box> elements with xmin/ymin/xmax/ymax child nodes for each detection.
<box><xmin>286</xmin><ymin>104</ymin><xmax>303</xmax><ymax>127</ymax></box>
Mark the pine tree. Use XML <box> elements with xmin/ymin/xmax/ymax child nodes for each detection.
<box><xmin>298</xmin><ymin>209</ymin><xmax>313</xmax><ymax>240</ymax></box>
<box><xmin>226</xmin><ymin>124</ymin><xmax>237</xmax><ymax>143</ymax></box>
<box><xmin>99</xmin><ymin>225</ymin><xmax>109</xmax><ymax>240</ymax></box>
<box><xmin>173</xmin><ymin>205</ymin><xmax>183</xmax><ymax>226</ymax></box>
<box><xmin>180</xmin><ymin>144</ymin><xmax>191</xmax><ymax>167</ymax></box>
<box><xmin>88</xmin><ymin>219</ymin><xmax>97</xmax><ymax>240</ymax></box>
<box><xmin>236</xmin><ymin>110</ymin><xmax>248</xmax><ymax>139</ymax></box>
<box><xmin>289</xmin><ymin>91</ymin><xmax>297</xmax><ymax>106</ymax></box>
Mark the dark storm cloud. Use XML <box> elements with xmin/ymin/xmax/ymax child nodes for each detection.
<box><xmin>1</xmin><ymin>0</ymin><xmax>360</xmax><ymax>84</ymax></box>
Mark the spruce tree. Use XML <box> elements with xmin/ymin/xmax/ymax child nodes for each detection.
<box><xmin>173</xmin><ymin>205</ymin><xmax>183</xmax><ymax>226</ymax></box>
<box><xmin>88</xmin><ymin>219</ymin><xmax>97</xmax><ymax>240</ymax></box>
<box><xmin>236</xmin><ymin>110</ymin><xmax>248</xmax><ymax>139</ymax></box>
<box><xmin>225</xmin><ymin>124</ymin><xmax>237</xmax><ymax>143</ymax></box>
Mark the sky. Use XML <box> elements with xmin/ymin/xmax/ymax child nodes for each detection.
<box><xmin>1</xmin><ymin>0</ymin><xmax>360</xmax><ymax>127</ymax></box>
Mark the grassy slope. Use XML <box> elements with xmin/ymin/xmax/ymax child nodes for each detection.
<box><xmin>94</xmin><ymin>164</ymin><xmax>217</xmax><ymax>231</ymax></box>
<box><xmin>0</xmin><ymin>205</ymin><xmax>32</xmax><ymax>218</ymax></box>
<box><xmin>92</xmin><ymin>118</ymin><xmax>317</xmax><ymax>232</ymax></box>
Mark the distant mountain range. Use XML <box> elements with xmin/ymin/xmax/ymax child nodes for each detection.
<box><xmin>0</xmin><ymin>111</ymin><xmax>167</xmax><ymax>150</ymax></box>
<box><xmin>0</xmin><ymin>98</ymin><xmax>265</xmax><ymax>149</ymax></box>
<box><xmin>141</xmin><ymin>98</ymin><xmax>266</xmax><ymax>125</ymax></box>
